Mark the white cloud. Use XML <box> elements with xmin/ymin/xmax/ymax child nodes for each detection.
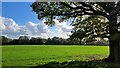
<box><xmin>0</xmin><ymin>17</ymin><xmax>27</xmax><ymax>38</ymax></box>
<box><xmin>25</xmin><ymin>21</ymin><xmax>38</xmax><ymax>35</ymax></box>
<box><xmin>0</xmin><ymin>16</ymin><xmax>73</xmax><ymax>39</ymax></box>
<box><xmin>53</xmin><ymin>19</ymin><xmax>73</xmax><ymax>38</ymax></box>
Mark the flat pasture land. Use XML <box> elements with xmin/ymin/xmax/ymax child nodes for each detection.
<box><xmin>1</xmin><ymin>45</ymin><xmax>109</xmax><ymax>66</ymax></box>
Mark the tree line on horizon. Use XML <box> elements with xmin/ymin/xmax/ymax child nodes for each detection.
<box><xmin>1</xmin><ymin>36</ymin><xmax>108</xmax><ymax>45</ymax></box>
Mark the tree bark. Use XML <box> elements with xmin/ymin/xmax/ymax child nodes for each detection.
<box><xmin>108</xmin><ymin>15</ymin><xmax>120</xmax><ymax>63</ymax></box>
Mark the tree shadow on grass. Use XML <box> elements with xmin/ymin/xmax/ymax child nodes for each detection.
<box><xmin>2</xmin><ymin>60</ymin><xmax>120</xmax><ymax>68</ymax></box>
<box><xmin>31</xmin><ymin>60</ymin><xmax>120</xmax><ymax>68</ymax></box>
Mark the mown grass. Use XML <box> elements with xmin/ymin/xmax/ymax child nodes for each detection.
<box><xmin>1</xmin><ymin>45</ymin><xmax>109</xmax><ymax>66</ymax></box>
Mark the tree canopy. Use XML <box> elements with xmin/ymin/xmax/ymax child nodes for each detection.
<box><xmin>31</xmin><ymin>2</ymin><xmax>120</xmax><ymax>23</ymax></box>
<box><xmin>31</xmin><ymin>1</ymin><xmax>120</xmax><ymax>63</ymax></box>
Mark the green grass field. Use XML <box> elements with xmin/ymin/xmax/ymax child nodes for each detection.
<box><xmin>1</xmin><ymin>45</ymin><xmax>109</xmax><ymax>66</ymax></box>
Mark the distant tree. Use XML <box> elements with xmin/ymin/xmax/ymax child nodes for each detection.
<box><xmin>52</xmin><ymin>37</ymin><xmax>62</xmax><ymax>45</ymax></box>
<box><xmin>18</xmin><ymin>36</ymin><xmax>30</xmax><ymax>45</ymax></box>
<box><xmin>30</xmin><ymin>37</ymin><xmax>37</xmax><ymax>45</ymax></box>
<box><xmin>1</xmin><ymin>36</ymin><xmax>12</xmax><ymax>45</ymax></box>
<box><xmin>45</xmin><ymin>38</ymin><xmax>53</xmax><ymax>45</ymax></box>
<box><xmin>10</xmin><ymin>39</ymin><xmax>19</xmax><ymax>45</ymax></box>
<box><xmin>36</xmin><ymin>38</ymin><xmax>46</xmax><ymax>44</ymax></box>
<box><xmin>70</xmin><ymin>30</ymin><xmax>86</xmax><ymax>44</ymax></box>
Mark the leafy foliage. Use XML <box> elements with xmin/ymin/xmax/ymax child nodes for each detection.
<box><xmin>31</xmin><ymin>2</ymin><xmax>120</xmax><ymax>24</ymax></box>
<box><xmin>71</xmin><ymin>15</ymin><xmax>109</xmax><ymax>40</ymax></box>
<box><xmin>31</xmin><ymin>2</ymin><xmax>120</xmax><ymax>39</ymax></box>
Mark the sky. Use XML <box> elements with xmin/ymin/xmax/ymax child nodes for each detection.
<box><xmin>1</xmin><ymin>2</ymin><xmax>73</xmax><ymax>39</ymax></box>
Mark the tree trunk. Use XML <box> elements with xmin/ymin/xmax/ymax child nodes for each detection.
<box><xmin>108</xmin><ymin>15</ymin><xmax>120</xmax><ymax>63</ymax></box>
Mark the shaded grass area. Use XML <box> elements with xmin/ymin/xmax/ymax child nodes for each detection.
<box><xmin>2</xmin><ymin>60</ymin><xmax>120</xmax><ymax>68</ymax></box>
<box><xmin>32</xmin><ymin>60</ymin><xmax>120</xmax><ymax>68</ymax></box>
<box><xmin>1</xmin><ymin>45</ymin><xmax>109</xmax><ymax>66</ymax></box>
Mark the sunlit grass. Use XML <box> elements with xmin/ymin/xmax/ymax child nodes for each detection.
<box><xmin>1</xmin><ymin>45</ymin><xmax>109</xmax><ymax>66</ymax></box>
